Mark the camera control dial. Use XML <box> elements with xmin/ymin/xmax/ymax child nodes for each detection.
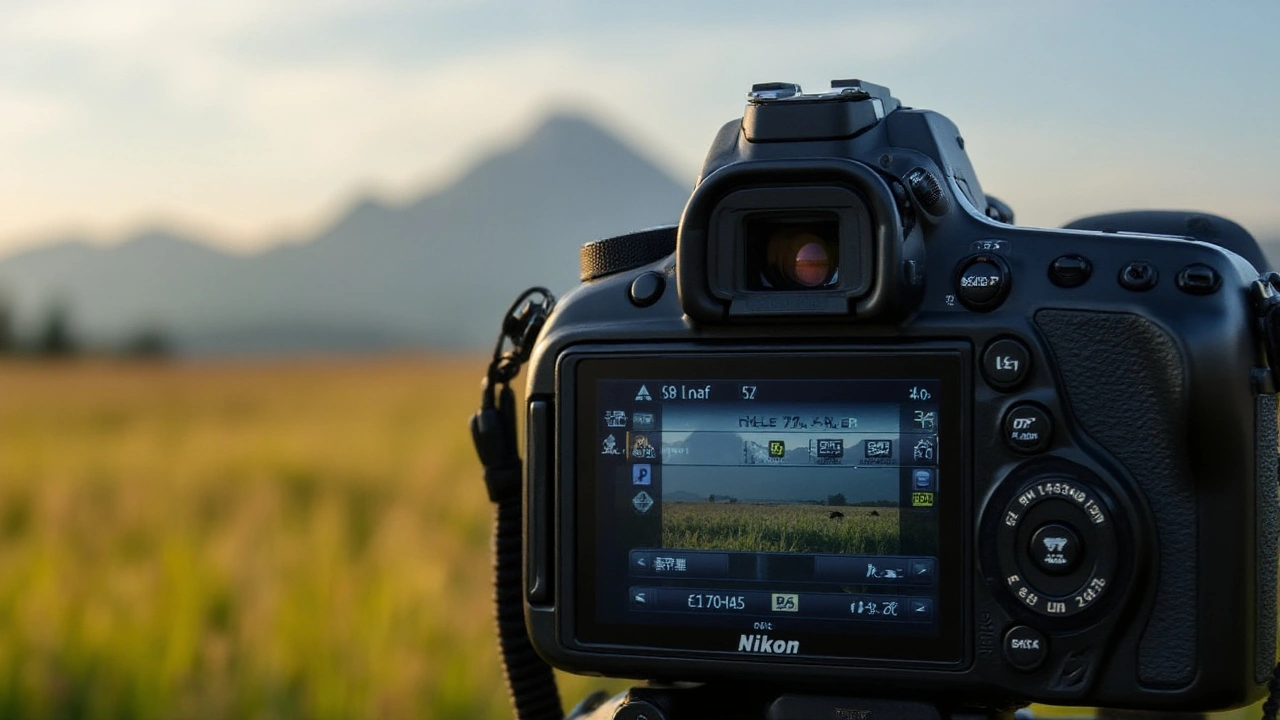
<box><xmin>987</xmin><ymin>463</ymin><xmax>1122</xmax><ymax>621</ymax></box>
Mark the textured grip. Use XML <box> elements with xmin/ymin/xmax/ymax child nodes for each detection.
<box><xmin>1034</xmin><ymin>309</ymin><xmax>1196</xmax><ymax>689</ymax></box>
<box><xmin>1257</xmin><ymin>395</ymin><xmax>1279</xmax><ymax>684</ymax></box>
<box><xmin>579</xmin><ymin>226</ymin><xmax>677</xmax><ymax>281</ymax></box>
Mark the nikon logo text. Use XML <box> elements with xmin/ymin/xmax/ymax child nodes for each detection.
<box><xmin>738</xmin><ymin>634</ymin><xmax>800</xmax><ymax>654</ymax></box>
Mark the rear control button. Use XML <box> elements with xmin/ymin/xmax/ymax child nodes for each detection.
<box><xmin>1003</xmin><ymin>404</ymin><xmax>1052</xmax><ymax>453</ymax></box>
<box><xmin>955</xmin><ymin>254</ymin><xmax>1010</xmax><ymax>311</ymax></box>
<box><xmin>1049</xmin><ymin>255</ymin><xmax>1092</xmax><ymax>288</ymax></box>
<box><xmin>1029</xmin><ymin>523</ymin><xmax>1083</xmax><ymax>575</ymax></box>
<box><xmin>1119</xmin><ymin>260</ymin><xmax>1158</xmax><ymax>291</ymax></box>
<box><xmin>982</xmin><ymin>338</ymin><xmax>1031</xmax><ymax>390</ymax></box>
<box><xmin>629</xmin><ymin>271</ymin><xmax>666</xmax><ymax>307</ymax></box>
<box><xmin>1004</xmin><ymin>625</ymin><xmax>1048</xmax><ymax>671</ymax></box>
<box><xmin>1176</xmin><ymin>263</ymin><xmax>1221</xmax><ymax>295</ymax></box>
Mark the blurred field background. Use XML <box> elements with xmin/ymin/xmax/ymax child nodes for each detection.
<box><xmin>0</xmin><ymin>357</ymin><xmax>628</xmax><ymax>719</ymax></box>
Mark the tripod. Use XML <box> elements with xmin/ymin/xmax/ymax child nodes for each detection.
<box><xmin>566</xmin><ymin>685</ymin><xmax>1219</xmax><ymax>720</ymax></box>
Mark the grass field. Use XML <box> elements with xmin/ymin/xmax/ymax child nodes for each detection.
<box><xmin>0</xmin><ymin>357</ymin><xmax>626</xmax><ymax>720</ymax></box>
<box><xmin>662</xmin><ymin>502</ymin><xmax>900</xmax><ymax>555</ymax></box>
<box><xmin>0</xmin><ymin>358</ymin><xmax>1265</xmax><ymax>720</ymax></box>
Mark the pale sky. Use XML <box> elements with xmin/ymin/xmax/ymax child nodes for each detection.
<box><xmin>1</xmin><ymin>1</ymin><xmax>1278</xmax><ymax>257</ymax></box>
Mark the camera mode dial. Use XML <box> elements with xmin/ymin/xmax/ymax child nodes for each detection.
<box><xmin>987</xmin><ymin>462</ymin><xmax>1122</xmax><ymax>621</ymax></box>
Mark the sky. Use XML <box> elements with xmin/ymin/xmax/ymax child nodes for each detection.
<box><xmin>1</xmin><ymin>0</ymin><xmax>1278</xmax><ymax>257</ymax></box>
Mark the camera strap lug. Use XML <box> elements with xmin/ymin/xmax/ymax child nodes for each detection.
<box><xmin>472</xmin><ymin>287</ymin><xmax>555</xmax><ymax>503</ymax></box>
<box><xmin>1250</xmin><ymin>272</ymin><xmax>1280</xmax><ymax>395</ymax></box>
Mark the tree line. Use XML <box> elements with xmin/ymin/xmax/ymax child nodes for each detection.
<box><xmin>0</xmin><ymin>293</ymin><xmax>170</xmax><ymax>358</ymax></box>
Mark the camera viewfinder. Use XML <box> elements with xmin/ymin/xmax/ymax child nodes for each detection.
<box><xmin>745</xmin><ymin>215</ymin><xmax>840</xmax><ymax>290</ymax></box>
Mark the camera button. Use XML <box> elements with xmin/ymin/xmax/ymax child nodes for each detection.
<box><xmin>1003</xmin><ymin>625</ymin><xmax>1048</xmax><ymax>671</ymax></box>
<box><xmin>955</xmin><ymin>254</ymin><xmax>1010</xmax><ymax>311</ymax></box>
<box><xmin>1176</xmin><ymin>263</ymin><xmax>1221</xmax><ymax>295</ymax></box>
<box><xmin>1029</xmin><ymin>523</ymin><xmax>1083</xmax><ymax>575</ymax></box>
<box><xmin>1049</xmin><ymin>255</ymin><xmax>1092</xmax><ymax>288</ymax></box>
<box><xmin>1119</xmin><ymin>260</ymin><xmax>1158</xmax><ymax>291</ymax></box>
<box><xmin>628</xmin><ymin>271</ymin><xmax>666</xmax><ymax>307</ymax></box>
<box><xmin>1002</xmin><ymin>404</ymin><xmax>1053</xmax><ymax>453</ymax></box>
<box><xmin>982</xmin><ymin>338</ymin><xmax>1031</xmax><ymax>390</ymax></box>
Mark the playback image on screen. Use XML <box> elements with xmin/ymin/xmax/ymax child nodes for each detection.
<box><xmin>661</xmin><ymin>467</ymin><xmax>901</xmax><ymax>556</ymax></box>
<box><xmin>655</xmin><ymin>401</ymin><xmax>937</xmax><ymax>557</ymax></box>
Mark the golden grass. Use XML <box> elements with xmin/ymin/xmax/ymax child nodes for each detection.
<box><xmin>0</xmin><ymin>357</ymin><xmax>622</xmax><ymax>719</ymax></box>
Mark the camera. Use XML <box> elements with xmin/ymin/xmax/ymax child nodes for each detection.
<box><xmin>515</xmin><ymin>79</ymin><xmax>1280</xmax><ymax>713</ymax></box>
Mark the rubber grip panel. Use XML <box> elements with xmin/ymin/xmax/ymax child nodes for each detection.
<box><xmin>1034</xmin><ymin>309</ymin><xmax>1195</xmax><ymax>689</ymax></box>
<box><xmin>1257</xmin><ymin>395</ymin><xmax>1278</xmax><ymax>684</ymax></box>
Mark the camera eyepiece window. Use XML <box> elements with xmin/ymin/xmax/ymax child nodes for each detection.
<box><xmin>472</xmin><ymin>78</ymin><xmax>1280</xmax><ymax>720</ymax></box>
<box><xmin>746</xmin><ymin>216</ymin><xmax>840</xmax><ymax>290</ymax></box>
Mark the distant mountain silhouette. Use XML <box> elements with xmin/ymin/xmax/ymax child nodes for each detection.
<box><xmin>0</xmin><ymin>113</ymin><xmax>692</xmax><ymax>354</ymax></box>
<box><xmin>2</xmin><ymin>115</ymin><xmax>1276</xmax><ymax>356</ymax></box>
<box><xmin>663</xmin><ymin>490</ymin><xmax>706</xmax><ymax>503</ymax></box>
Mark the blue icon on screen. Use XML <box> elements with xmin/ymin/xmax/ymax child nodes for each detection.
<box><xmin>913</xmin><ymin>468</ymin><xmax>935</xmax><ymax>490</ymax></box>
<box><xmin>633</xmin><ymin>464</ymin><xmax>652</xmax><ymax>486</ymax></box>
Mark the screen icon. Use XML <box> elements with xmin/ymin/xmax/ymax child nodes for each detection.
<box><xmin>635</xmin><ymin>385</ymin><xmax>652</xmax><ymax>401</ymax></box>
<box><xmin>632</xmin><ymin>464</ymin><xmax>652</xmax><ymax>486</ymax></box>
<box><xmin>771</xmin><ymin>593</ymin><xmax>799</xmax><ymax>612</ymax></box>
<box><xmin>632</xmin><ymin>411</ymin><xmax>655</xmax><ymax>431</ymax></box>
<box><xmin>604</xmin><ymin>410</ymin><xmax>627</xmax><ymax>428</ymax></box>
<box><xmin>812</xmin><ymin>438</ymin><xmax>844</xmax><ymax>464</ymax></box>
<box><xmin>912</xmin><ymin>491</ymin><xmax>935</xmax><ymax>508</ymax></box>
<box><xmin>768</xmin><ymin>440</ymin><xmax>785</xmax><ymax>458</ymax></box>
<box><xmin>628</xmin><ymin>432</ymin><xmax>657</xmax><ymax>461</ymax></box>
<box><xmin>912</xmin><ymin>437</ymin><xmax>937</xmax><ymax>463</ymax></box>
<box><xmin>632</xmin><ymin>491</ymin><xmax>655</xmax><ymax>514</ymax></box>
<box><xmin>910</xmin><ymin>559</ymin><xmax>935</xmax><ymax>582</ymax></box>
<box><xmin>865</xmin><ymin>440</ymin><xmax>892</xmax><ymax>459</ymax></box>
<box><xmin>913</xmin><ymin>410</ymin><xmax>937</xmax><ymax>430</ymax></box>
<box><xmin>602</xmin><ymin>434</ymin><xmax>622</xmax><ymax>455</ymax></box>
<box><xmin>913</xmin><ymin>468</ymin><xmax>935</xmax><ymax>490</ymax></box>
<box><xmin>909</xmin><ymin>598</ymin><xmax>934</xmax><ymax>619</ymax></box>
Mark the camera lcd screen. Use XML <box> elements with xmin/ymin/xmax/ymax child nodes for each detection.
<box><xmin>568</xmin><ymin>352</ymin><xmax>966</xmax><ymax>666</ymax></box>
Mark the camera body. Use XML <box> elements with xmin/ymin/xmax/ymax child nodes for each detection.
<box><xmin>520</xmin><ymin>80</ymin><xmax>1279</xmax><ymax>711</ymax></box>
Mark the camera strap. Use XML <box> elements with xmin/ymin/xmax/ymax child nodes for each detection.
<box><xmin>471</xmin><ymin>287</ymin><xmax>564</xmax><ymax>720</ymax></box>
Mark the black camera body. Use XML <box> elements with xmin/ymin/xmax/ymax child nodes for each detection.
<box><xmin>520</xmin><ymin>80</ymin><xmax>1280</xmax><ymax>712</ymax></box>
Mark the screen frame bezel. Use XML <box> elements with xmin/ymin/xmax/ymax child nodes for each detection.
<box><xmin>557</xmin><ymin>347</ymin><xmax>971</xmax><ymax>669</ymax></box>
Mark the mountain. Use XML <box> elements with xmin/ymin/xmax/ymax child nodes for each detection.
<box><xmin>4</xmin><ymin>117</ymin><xmax>1276</xmax><ymax>357</ymax></box>
<box><xmin>0</xmin><ymin>114</ymin><xmax>692</xmax><ymax>354</ymax></box>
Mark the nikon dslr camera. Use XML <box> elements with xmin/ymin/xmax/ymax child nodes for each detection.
<box><xmin>517</xmin><ymin>79</ymin><xmax>1280</xmax><ymax>712</ymax></box>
